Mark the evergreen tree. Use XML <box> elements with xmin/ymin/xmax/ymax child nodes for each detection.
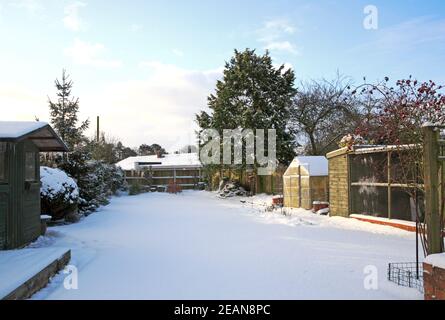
<box><xmin>48</xmin><ymin>69</ymin><xmax>89</xmax><ymax>149</ymax></box>
<box><xmin>196</xmin><ymin>49</ymin><xmax>297</xmax><ymax>166</ymax></box>
<box><xmin>137</xmin><ymin>143</ymin><xmax>167</xmax><ymax>156</ymax></box>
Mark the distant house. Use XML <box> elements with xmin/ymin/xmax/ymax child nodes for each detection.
<box><xmin>283</xmin><ymin>156</ymin><xmax>329</xmax><ymax>209</ymax></box>
<box><xmin>0</xmin><ymin>121</ymin><xmax>68</xmax><ymax>250</ymax></box>
<box><xmin>117</xmin><ymin>152</ymin><xmax>203</xmax><ymax>190</ymax></box>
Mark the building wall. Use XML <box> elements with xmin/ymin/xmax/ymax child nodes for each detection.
<box><xmin>328</xmin><ymin>153</ymin><xmax>350</xmax><ymax>217</ymax></box>
<box><xmin>424</xmin><ymin>261</ymin><xmax>445</xmax><ymax>300</ymax></box>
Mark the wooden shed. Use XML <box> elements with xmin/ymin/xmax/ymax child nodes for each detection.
<box><xmin>326</xmin><ymin>145</ymin><xmax>423</xmax><ymax>222</ymax></box>
<box><xmin>283</xmin><ymin>156</ymin><xmax>329</xmax><ymax>209</ymax></box>
<box><xmin>0</xmin><ymin>121</ymin><xmax>68</xmax><ymax>250</ymax></box>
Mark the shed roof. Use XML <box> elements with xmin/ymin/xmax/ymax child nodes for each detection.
<box><xmin>326</xmin><ymin>144</ymin><xmax>422</xmax><ymax>158</ymax></box>
<box><xmin>0</xmin><ymin>121</ymin><xmax>68</xmax><ymax>152</ymax></box>
<box><xmin>117</xmin><ymin>152</ymin><xmax>202</xmax><ymax>171</ymax></box>
<box><xmin>286</xmin><ymin>156</ymin><xmax>328</xmax><ymax>176</ymax></box>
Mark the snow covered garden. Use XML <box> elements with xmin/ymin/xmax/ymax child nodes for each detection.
<box><xmin>30</xmin><ymin>191</ymin><xmax>422</xmax><ymax>300</ymax></box>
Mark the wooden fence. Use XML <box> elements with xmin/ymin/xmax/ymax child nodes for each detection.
<box><xmin>208</xmin><ymin>166</ymin><xmax>286</xmax><ymax>195</ymax></box>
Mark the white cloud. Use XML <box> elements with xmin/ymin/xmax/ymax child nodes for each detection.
<box><xmin>273</xmin><ymin>62</ymin><xmax>294</xmax><ymax>74</ymax></box>
<box><xmin>264</xmin><ymin>19</ymin><xmax>296</xmax><ymax>35</ymax></box>
<box><xmin>257</xmin><ymin>18</ymin><xmax>299</xmax><ymax>55</ymax></box>
<box><xmin>82</xmin><ymin>61</ymin><xmax>222</xmax><ymax>149</ymax></box>
<box><xmin>352</xmin><ymin>16</ymin><xmax>445</xmax><ymax>55</ymax></box>
<box><xmin>63</xmin><ymin>1</ymin><xmax>86</xmax><ymax>32</ymax></box>
<box><xmin>9</xmin><ymin>0</ymin><xmax>44</xmax><ymax>15</ymax></box>
<box><xmin>64</xmin><ymin>38</ymin><xmax>122</xmax><ymax>68</ymax></box>
<box><xmin>172</xmin><ymin>48</ymin><xmax>184</xmax><ymax>57</ymax></box>
<box><xmin>0</xmin><ymin>84</ymin><xmax>48</xmax><ymax>121</ymax></box>
<box><xmin>0</xmin><ymin>62</ymin><xmax>222</xmax><ymax>149</ymax></box>
<box><xmin>266</xmin><ymin>41</ymin><xmax>298</xmax><ymax>55</ymax></box>
<box><xmin>130</xmin><ymin>23</ymin><xmax>142</xmax><ymax>32</ymax></box>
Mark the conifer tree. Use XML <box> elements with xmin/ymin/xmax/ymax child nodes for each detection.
<box><xmin>196</xmin><ymin>49</ymin><xmax>296</xmax><ymax>166</ymax></box>
<box><xmin>48</xmin><ymin>69</ymin><xmax>89</xmax><ymax>149</ymax></box>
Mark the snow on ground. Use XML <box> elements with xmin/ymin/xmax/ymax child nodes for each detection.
<box><xmin>30</xmin><ymin>191</ymin><xmax>422</xmax><ymax>300</ymax></box>
<box><xmin>0</xmin><ymin>248</ymin><xmax>69</xmax><ymax>299</ymax></box>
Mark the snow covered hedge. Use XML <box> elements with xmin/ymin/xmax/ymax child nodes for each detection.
<box><xmin>77</xmin><ymin>161</ymin><xmax>128</xmax><ymax>213</ymax></box>
<box><xmin>56</xmin><ymin>149</ymin><xmax>128</xmax><ymax>214</ymax></box>
<box><xmin>40</xmin><ymin>167</ymin><xmax>80</xmax><ymax>220</ymax></box>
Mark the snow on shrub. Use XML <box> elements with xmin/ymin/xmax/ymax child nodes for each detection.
<box><xmin>76</xmin><ymin>161</ymin><xmax>128</xmax><ymax>213</ymax></box>
<box><xmin>57</xmin><ymin>148</ymin><xmax>128</xmax><ymax>214</ymax></box>
<box><xmin>40</xmin><ymin>167</ymin><xmax>80</xmax><ymax>220</ymax></box>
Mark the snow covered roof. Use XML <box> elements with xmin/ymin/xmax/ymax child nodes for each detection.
<box><xmin>0</xmin><ymin>121</ymin><xmax>48</xmax><ymax>138</ymax></box>
<box><xmin>0</xmin><ymin>121</ymin><xmax>68</xmax><ymax>152</ymax></box>
<box><xmin>117</xmin><ymin>153</ymin><xmax>202</xmax><ymax>171</ymax></box>
<box><xmin>286</xmin><ymin>156</ymin><xmax>328</xmax><ymax>176</ymax></box>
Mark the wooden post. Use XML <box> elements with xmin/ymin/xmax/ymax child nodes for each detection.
<box><xmin>439</xmin><ymin>138</ymin><xmax>445</xmax><ymax>251</ymax></box>
<box><xmin>423</xmin><ymin>126</ymin><xmax>443</xmax><ymax>254</ymax></box>
<box><xmin>388</xmin><ymin>151</ymin><xmax>392</xmax><ymax>220</ymax></box>
<box><xmin>298</xmin><ymin>165</ymin><xmax>302</xmax><ymax>208</ymax></box>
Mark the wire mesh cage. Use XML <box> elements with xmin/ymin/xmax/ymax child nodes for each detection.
<box><xmin>387</xmin><ymin>262</ymin><xmax>424</xmax><ymax>292</ymax></box>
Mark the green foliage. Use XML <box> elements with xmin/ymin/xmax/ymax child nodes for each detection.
<box><xmin>196</xmin><ymin>49</ymin><xmax>296</xmax><ymax>168</ymax></box>
<box><xmin>138</xmin><ymin>143</ymin><xmax>167</xmax><ymax>156</ymax></box>
<box><xmin>87</xmin><ymin>134</ymin><xmax>137</xmax><ymax>164</ymax></box>
<box><xmin>57</xmin><ymin>145</ymin><xmax>127</xmax><ymax>213</ymax></box>
<box><xmin>129</xmin><ymin>182</ymin><xmax>142</xmax><ymax>196</ymax></box>
<box><xmin>48</xmin><ymin>69</ymin><xmax>89</xmax><ymax>149</ymax></box>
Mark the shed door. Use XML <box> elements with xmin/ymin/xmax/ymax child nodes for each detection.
<box><xmin>0</xmin><ymin>192</ymin><xmax>7</xmax><ymax>249</ymax></box>
<box><xmin>0</xmin><ymin>143</ymin><xmax>7</xmax><ymax>249</ymax></box>
<box><xmin>21</xmin><ymin>149</ymin><xmax>41</xmax><ymax>245</ymax></box>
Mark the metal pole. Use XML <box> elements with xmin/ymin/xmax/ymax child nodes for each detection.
<box><xmin>387</xmin><ymin>151</ymin><xmax>392</xmax><ymax>219</ymax></box>
<box><xmin>96</xmin><ymin>116</ymin><xmax>100</xmax><ymax>142</ymax></box>
<box><xmin>416</xmin><ymin>213</ymin><xmax>419</xmax><ymax>279</ymax></box>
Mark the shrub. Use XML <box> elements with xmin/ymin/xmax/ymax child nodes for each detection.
<box><xmin>40</xmin><ymin>167</ymin><xmax>79</xmax><ymax>220</ymax></box>
<box><xmin>58</xmin><ymin>147</ymin><xmax>128</xmax><ymax>214</ymax></box>
<box><xmin>129</xmin><ymin>182</ymin><xmax>142</xmax><ymax>195</ymax></box>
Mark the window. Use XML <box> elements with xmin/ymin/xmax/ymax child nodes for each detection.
<box><xmin>25</xmin><ymin>152</ymin><xmax>36</xmax><ymax>182</ymax></box>
<box><xmin>0</xmin><ymin>143</ymin><xmax>5</xmax><ymax>182</ymax></box>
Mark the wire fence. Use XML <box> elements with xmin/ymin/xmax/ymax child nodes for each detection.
<box><xmin>387</xmin><ymin>262</ymin><xmax>424</xmax><ymax>293</ymax></box>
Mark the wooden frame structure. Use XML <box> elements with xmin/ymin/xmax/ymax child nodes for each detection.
<box><xmin>283</xmin><ymin>156</ymin><xmax>329</xmax><ymax>209</ymax></box>
<box><xmin>327</xmin><ymin>145</ymin><xmax>423</xmax><ymax>222</ymax></box>
<box><xmin>0</xmin><ymin>122</ymin><xmax>68</xmax><ymax>249</ymax></box>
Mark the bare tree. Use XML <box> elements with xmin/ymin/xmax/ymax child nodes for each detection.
<box><xmin>289</xmin><ymin>75</ymin><xmax>361</xmax><ymax>155</ymax></box>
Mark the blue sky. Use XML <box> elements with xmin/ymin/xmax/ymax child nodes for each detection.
<box><xmin>1</xmin><ymin>0</ymin><xmax>445</xmax><ymax>149</ymax></box>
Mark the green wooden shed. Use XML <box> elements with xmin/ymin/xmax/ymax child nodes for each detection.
<box><xmin>0</xmin><ymin>121</ymin><xmax>68</xmax><ymax>250</ymax></box>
